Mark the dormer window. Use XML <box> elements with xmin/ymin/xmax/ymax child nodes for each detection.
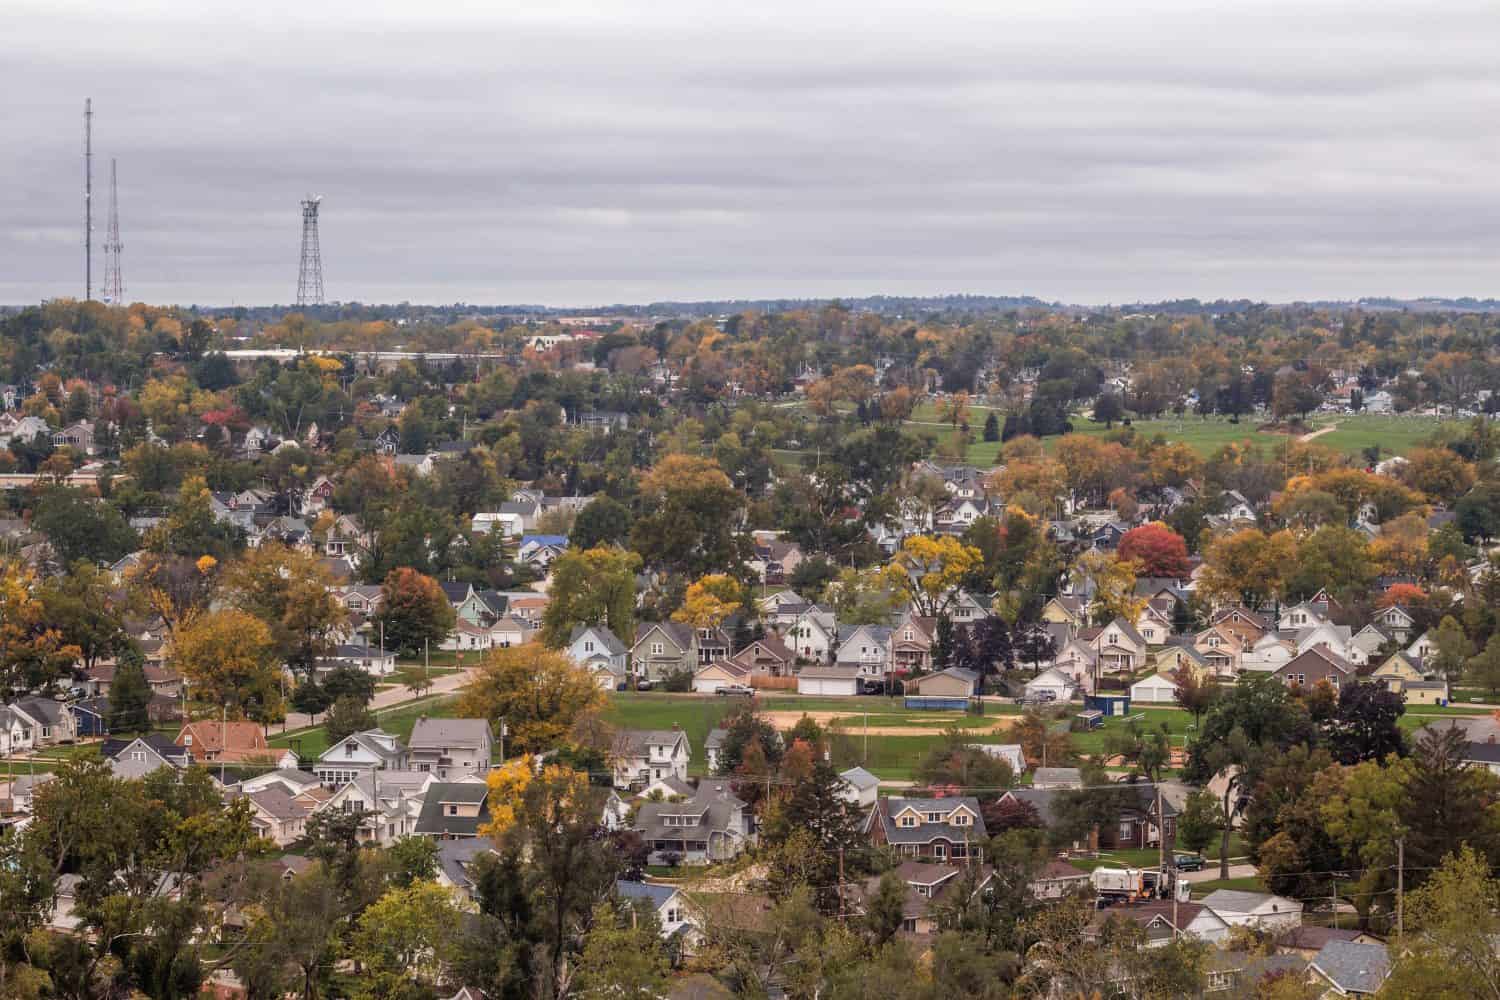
<box><xmin>951</xmin><ymin>813</ymin><xmax>971</xmax><ymax>826</ymax></box>
<box><xmin>898</xmin><ymin>814</ymin><xmax>917</xmax><ymax>828</ymax></box>
<box><xmin>925</xmin><ymin>811</ymin><xmax>943</xmax><ymax>823</ymax></box>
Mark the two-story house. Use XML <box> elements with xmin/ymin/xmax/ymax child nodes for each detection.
<box><xmin>1273</xmin><ymin>646</ymin><xmax>1355</xmax><ymax>692</ymax></box>
<box><xmin>317</xmin><ymin>769</ymin><xmax>430</xmax><ymax>846</ymax></box>
<box><xmin>414</xmin><ymin>781</ymin><xmax>490</xmax><ymax>840</ymax></box>
<box><xmin>866</xmin><ymin>796</ymin><xmax>988</xmax><ymax>862</ymax></box>
<box><xmin>633</xmin><ymin>781</ymin><xmax>755</xmax><ymax>865</ymax></box>
<box><xmin>783</xmin><ymin>604</ymin><xmax>838</xmax><ymax>663</ymax></box>
<box><xmin>835</xmin><ymin>624</ymin><xmax>894</xmax><ymax>683</ymax></box>
<box><xmin>1078</xmin><ymin>619</ymin><xmax>1149</xmax><ymax>674</ymax></box>
<box><xmin>408</xmin><ymin>718</ymin><xmax>493</xmax><ymax>779</ymax></box>
<box><xmin>314</xmin><ymin>729</ymin><xmax>410</xmax><ymax>787</ymax></box>
<box><xmin>568</xmin><ymin>624</ymin><xmax>630</xmax><ymax>688</ymax></box>
<box><xmin>890</xmin><ymin>613</ymin><xmax>937</xmax><ymax>675</ymax></box>
<box><xmin>612</xmin><ymin>728</ymin><xmax>692</xmax><ymax>789</ymax></box>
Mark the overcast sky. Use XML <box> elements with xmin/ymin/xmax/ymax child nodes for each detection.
<box><xmin>7</xmin><ymin>0</ymin><xmax>1500</xmax><ymax>308</ymax></box>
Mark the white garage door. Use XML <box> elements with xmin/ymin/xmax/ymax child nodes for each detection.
<box><xmin>693</xmin><ymin>677</ymin><xmax>727</xmax><ymax>694</ymax></box>
<box><xmin>799</xmin><ymin>678</ymin><xmax>858</xmax><ymax>697</ymax></box>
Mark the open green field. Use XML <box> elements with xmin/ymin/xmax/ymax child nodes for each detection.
<box><xmin>1063</xmin><ymin>413</ymin><xmax>1459</xmax><ymax>461</ymax></box>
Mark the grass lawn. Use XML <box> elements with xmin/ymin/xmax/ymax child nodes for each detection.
<box><xmin>1056</xmin><ymin>413</ymin><xmax>1456</xmax><ymax>460</ymax></box>
<box><xmin>1066</xmin><ymin>849</ymin><xmax>1164</xmax><ymax>872</ymax></box>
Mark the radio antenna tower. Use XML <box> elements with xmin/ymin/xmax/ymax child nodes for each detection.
<box><xmin>103</xmin><ymin>159</ymin><xmax>124</xmax><ymax>304</ymax></box>
<box><xmin>296</xmin><ymin>195</ymin><xmax>324</xmax><ymax>307</ymax></box>
<box><xmin>83</xmin><ymin>98</ymin><xmax>93</xmax><ymax>300</ymax></box>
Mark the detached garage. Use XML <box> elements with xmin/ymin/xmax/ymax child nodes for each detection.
<box><xmin>797</xmin><ymin>665</ymin><xmax>862</xmax><ymax>697</ymax></box>
<box><xmin>1129</xmin><ymin>672</ymin><xmax>1180</xmax><ymax>704</ymax></box>
<box><xmin>693</xmin><ymin>661</ymin><xmax>750</xmax><ymax>694</ymax></box>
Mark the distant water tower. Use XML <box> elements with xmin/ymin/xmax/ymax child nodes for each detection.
<box><xmin>296</xmin><ymin>195</ymin><xmax>324</xmax><ymax>307</ymax></box>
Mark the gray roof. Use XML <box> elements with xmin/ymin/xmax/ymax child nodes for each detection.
<box><xmin>839</xmin><ymin>766</ymin><xmax>880</xmax><ymax>790</ymax></box>
<box><xmin>415</xmin><ymin>782</ymin><xmax>489</xmax><ymax>838</ymax></box>
<box><xmin>10</xmin><ymin>696</ymin><xmax>67</xmax><ymax>726</ymax></box>
<box><xmin>1001</xmin><ymin>788</ymin><xmax>1062</xmax><ymax>826</ymax></box>
<box><xmin>634</xmin><ymin>782</ymin><xmax>746</xmax><ymax>842</ymax></box>
<box><xmin>243</xmin><ymin>785</ymin><xmax>305</xmax><ymax>822</ymax></box>
<box><xmin>616</xmin><ymin>879</ymin><xmax>679</xmax><ymax>908</ymax></box>
<box><xmin>1200</xmin><ymin>889</ymin><xmax>1295</xmax><ymax>915</ymax></box>
<box><xmin>1312</xmin><ymin>940</ymin><xmax>1389</xmax><ymax>994</ymax></box>
<box><xmin>878</xmin><ymin>796</ymin><xmax>988</xmax><ymax>845</ymax></box>
<box><xmin>705</xmin><ymin>728</ymin><xmax>728</xmax><ymax>750</ymax></box>
<box><xmin>436</xmin><ymin>839</ymin><xmax>495</xmax><ymax>890</ymax></box>
<box><xmin>1032</xmin><ymin>767</ymin><xmax>1083</xmax><ymax>786</ymax></box>
<box><xmin>619</xmin><ymin>729</ymin><xmax>687</xmax><ymax>757</ymax></box>
<box><xmin>409</xmin><ymin>717</ymin><xmax>491</xmax><ymax>751</ymax></box>
<box><xmin>570</xmin><ymin>623</ymin><xmax>627</xmax><ymax>655</ymax></box>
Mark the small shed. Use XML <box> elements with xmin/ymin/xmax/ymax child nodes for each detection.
<box><xmin>1084</xmin><ymin>693</ymin><xmax>1131</xmax><ymax>717</ymax></box>
<box><xmin>1129</xmin><ymin>672</ymin><xmax>1180</xmax><ymax>704</ymax></box>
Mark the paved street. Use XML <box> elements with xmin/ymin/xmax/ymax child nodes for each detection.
<box><xmin>1179</xmin><ymin>863</ymin><xmax>1258</xmax><ymax>883</ymax></box>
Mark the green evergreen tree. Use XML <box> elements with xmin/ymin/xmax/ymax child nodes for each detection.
<box><xmin>107</xmin><ymin>646</ymin><xmax>153</xmax><ymax>735</ymax></box>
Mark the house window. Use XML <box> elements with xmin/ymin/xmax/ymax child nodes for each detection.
<box><xmin>904</xmin><ymin>630</ymin><xmax>913</xmax><ymax>641</ymax></box>
<box><xmin>131</xmin><ymin>750</ymin><xmax>145</xmax><ymax>762</ymax></box>
<box><xmin>898</xmin><ymin>814</ymin><xmax>917</xmax><ymax>828</ymax></box>
<box><xmin>951</xmin><ymin>842</ymin><xmax>967</xmax><ymax>858</ymax></box>
<box><xmin>584</xmin><ymin>641</ymin><xmax>595</xmax><ymax>653</ymax></box>
<box><xmin>933</xmin><ymin>843</ymin><xmax>947</xmax><ymax>860</ymax></box>
<box><xmin>1119</xmin><ymin>820</ymin><xmax>1134</xmax><ymax>841</ymax></box>
<box><xmin>651</xmin><ymin>643</ymin><xmax>664</xmax><ymax>656</ymax></box>
<box><xmin>951</xmin><ymin>813</ymin><xmax>971</xmax><ymax>826</ymax></box>
<box><xmin>448</xmin><ymin>805</ymin><xmax>458</xmax><ymax>816</ymax></box>
<box><xmin>665</xmin><ymin>908</ymin><xmax>679</xmax><ymax>923</ymax></box>
<box><xmin>925</xmin><ymin>811</ymin><xmax>942</xmax><ymax>823</ymax></box>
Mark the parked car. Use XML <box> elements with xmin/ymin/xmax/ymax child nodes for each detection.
<box><xmin>716</xmin><ymin>684</ymin><xmax>753</xmax><ymax>696</ymax></box>
<box><xmin>1173</xmin><ymin>853</ymin><xmax>1205</xmax><ymax>872</ymax></box>
<box><xmin>634</xmin><ymin>678</ymin><xmax>654</xmax><ymax>692</ymax></box>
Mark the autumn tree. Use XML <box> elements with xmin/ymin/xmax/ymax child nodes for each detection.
<box><xmin>224</xmin><ymin>543</ymin><xmax>344</xmax><ymax>678</ymax></box>
<box><xmin>171</xmin><ymin>608</ymin><xmax>282</xmax><ymax>721</ymax></box>
<box><xmin>631</xmin><ymin>454</ymin><xmax>749</xmax><ymax>577</ymax></box>
<box><xmin>457</xmin><ymin>645</ymin><xmax>606</xmax><ymax>755</ymax></box>
<box><xmin>0</xmin><ymin>558</ymin><xmax>82</xmax><ymax>697</ymax></box>
<box><xmin>1116</xmin><ymin>522</ymin><xmax>1191</xmax><ymax>578</ymax></box>
<box><xmin>1399</xmin><ymin>446</ymin><xmax>1477</xmax><ymax>504</ymax></box>
<box><xmin>375</xmin><ymin>567</ymin><xmax>456</xmax><ymax>658</ymax></box>
<box><xmin>883</xmin><ymin>535</ymin><xmax>984</xmax><ymax>617</ymax></box>
<box><xmin>349</xmin><ymin>882</ymin><xmax>462</xmax><ymax>1000</ymax></box>
<box><xmin>540</xmin><ymin>545</ymin><xmax>641</xmax><ymax>647</ymax></box>
<box><xmin>575</xmin><ymin>901</ymin><xmax>671</xmax><ymax>1000</ymax></box>
<box><xmin>1198</xmin><ymin>528</ymin><xmax>1297</xmax><ymax>609</ymax></box>
<box><xmin>672</xmin><ymin>573</ymin><xmax>745</xmax><ymax>629</ymax></box>
<box><xmin>1069</xmin><ymin>549</ymin><xmax>1146</xmax><ymax>625</ymax></box>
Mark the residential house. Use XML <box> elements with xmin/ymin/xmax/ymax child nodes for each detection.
<box><xmin>844</xmin><ymin>862</ymin><xmax>997</xmax><ymax>938</ymax></box>
<box><xmin>318</xmin><ymin>770</ymin><xmax>430</xmax><ymax>846</ymax></box>
<box><xmin>866</xmin><ymin>796</ymin><xmax>987</xmax><ymax>862</ymax></box>
<box><xmin>1024</xmin><ymin>668</ymin><xmax>1079</xmax><ymax>703</ymax></box>
<box><xmin>103</xmin><ymin>735</ymin><xmax>190</xmax><ymax>779</ymax></box>
<box><xmin>1276</xmin><ymin>926</ymin><xmax>1383</xmax><ymax>962</ymax></box>
<box><xmin>1207</xmin><ymin>607</ymin><xmax>1271</xmax><ymax>648</ymax></box>
<box><xmin>704</xmin><ymin>729</ymin><xmax>728</xmax><ymax>773</ymax></box>
<box><xmin>314</xmin><ymin>729</ymin><xmax>410</xmax><ymax>787</ymax></box>
<box><xmin>317</xmin><ymin>643</ymin><xmax>397</xmax><ymax>677</ymax></box>
<box><xmin>1041</xmin><ymin>595</ymin><xmax>1088</xmax><ymax>634</ymax></box>
<box><xmin>1031</xmin><ymin>767</ymin><xmax>1084</xmax><ymax>789</ymax></box>
<box><xmin>408</xmin><ymin>717</ymin><xmax>493</xmax><ymax>779</ymax></box>
<box><xmin>235</xmin><ymin>786</ymin><xmax>312</xmax><ymax>847</ymax></box>
<box><xmin>176</xmin><ymin>721</ymin><xmax>279</xmax><ymax>764</ymax></box>
<box><xmin>1096</xmin><ymin>784</ymin><xmax>1177</xmax><ymax>851</ymax></box>
<box><xmin>835</xmin><ymin>624</ymin><xmax>894</xmax><ymax>683</ymax></box>
<box><xmin>2</xmin><ymin>697</ymin><xmax>78</xmax><ymax>751</ymax></box>
<box><xmin>724</xmin><ymin>634</ymin><xmax>797</xmax><ymax>678</ymax></box>
<box><xmin>633</xmin><ymin>780</ymin><xmax>755</xmax><ymax>865</ymax></box>
<box><xmin>612</xmin><ymin>728</ymin><xmax>691</xmax><ymax>789</ymax></box>
<box><xmin>946</xmin><ymin>590</ymin><xmax>994</xmax><ymax>624</ymax></box>
<box><xmin>1154</xmin><ymin>640</ymin><xmax>1211</xmax><ymax>680</ymax></box>
<box><xmin>1090</xmin><ymin>901</ymin><xmax>1231</xmax><ymax>947</ymax></box>
<box><xmin>1195</xmin><ymin>623</ymin><xmax>1246</xmax><ymax>676</ymax></box>
<box><xmin>631</xmin><ymin>622</ymin><xmax>726</xmax><ymax>681</ymax></box>
<box><xmin>1308</xmin><ymin>940</ymin><xmax>1390</xmax><ymax>996</ymax></box>
<box><xmin>838</xmin><ymin>766</ymin><xmax>881</xmax><ymax>808</ymax></box>
<box><xmin>415</xmin><ymin>781</ymin><xmax>490</xmax><ymax>839</ymax></box>
<box><xmin>1273</xmin><ymin>646</ymin><xmax>1355</xmax><ymax>691</ymax></box>
<box><xmin>1200</xmin><ymin>889</ymin><xmax>1302</xmax><ymax>934</ymax></box>
<box><xmin>1078</xmin><ymin>619</ymin><xmax>1149</xmax><ymax>674</ymax></box>
<box><xmin>752</xmin><ymin>537</ymin><xmax>804</xmax><ymax>585</ymax></box>
<box><xmin>1349</xmin><ymin>624</ymin><xmax>1394</xmax><ymax>663</ymax></box>
<box><xmin>334</xmin><ymin>584</ymin><xmax>384</xmax><ymax>619</ymax></box>
<box><xmin>1031</xmin><ymin>860</ymin><xmax>1093</xmax><ymax>900</ymax></box>
<box><xmin>567</xmin><ymin>624</ymin><xmax>630</xmax><ymax>688</ymax></box>
<box><xmin>52</xmin><ymin>420</ymin><xmax>96</xmax><ymax>455</ymax></box>
<box><xmin>784</xmin><ymin>604</ymin><xmax>838</xmax><ymax>662</ymax></box>
<box><xmin>1129</xmin><ymin>672</ymin><xmax>1180</xmax><ymax>703</ymax></box>
<box><xmin>889</xmin><ymin>613</ymin><xmax>937</xmax><ymax>674</ymax></box>
<box><xmin>516</xmin><ymin>534</ymin><xmax>569</xmax><ymax>569</ymax></box>
<box><xmin>692</xmin><ymin>659</ymin><xmax>753</xmax><ymax>694</ymax></box>
<box><xmin>435</xmin><ymin>839</ymin><xmax>498</xmax><ymax>903</ymax></box>
<box><xmin>1203</xmin><ymin>952</ymin><xmax>1309</xmax><ymax>995</ymax></box>
<box><xmin>68</xmin><ymin>697</ymin><xmax>110</xmax><ymax>738</ymax></box>
<box><xmin>615</xmin><ymin>880</ymin><xmax>701</xmax><ymax>948</ymax></box>
<box><xmin>1372</xmin><ymin>605</ymin><xmax>1416</xmax><ymax>644</ymax></box>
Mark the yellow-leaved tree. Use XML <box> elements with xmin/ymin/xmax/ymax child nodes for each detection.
<box><xmin>171</xmin><ymin>608</ymin><xmax>282</xmax><ymax>722</ymax></box>
<box><xmin>456</xmin><ymin>645</ymin><xmax>606</xmax><ymax>755</ymax></box>
<box><xmin>671</xmin><ymin>573</ymin><xmax>743</xmax><ymax>630</ymax></box>
<box><xmin>1070</xmin><ymin>549</ymin><xmax>1148</xmax><ymax>626</ymax></box>
<box><xmin>882</xmin><ymin>535</ymin><xmax>983</xmax><ymax>617</ymax></box>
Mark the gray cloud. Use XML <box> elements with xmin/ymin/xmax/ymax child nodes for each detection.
<box><xmin>5</xmin><ymin>0</ymin><xmax>1500</xmax><ymax>306</ymax></box>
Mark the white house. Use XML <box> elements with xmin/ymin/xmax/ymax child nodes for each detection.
<box><xmin>838</xmin><ymin>766</ymin><xmax>881</xmax><ymax>808</ymax></box>
<box><xmin>567</xmin><ymin>625</ymin><xmax>630</xmax><ymax>688</ymax></box>
<box><xmin>408</xmin><ymin>718</ymin><xmax>493</xmax><ymax>780</ymax></box>
<box><xmin>314</xmin><ymin>729</ymin><xmax>410</xmax><ymax>787</ymax></box>
<box><xmin>615</xmin><ymin>881</ymin><xmax>701</xmax><ymax>950</ymax></box>
<box><xmin>612</xmin><ymin>729</ymin><xmax>691</xmax><ymax>789</ymax></box>
<box><xmin>1200</xmin><ymin>889</ymin><xmax>1303</xmax><ymax>934</ymax></box>
<box><xmin>785</xmin><ymin>605</ymin><xmax>838</xmax><ymax>662</ymax></box>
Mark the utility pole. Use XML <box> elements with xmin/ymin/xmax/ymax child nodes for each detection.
<box><xmin>1396</xmin><ymin>835</ymin><xmax>1405</xmax><ymax>945</ymax></box>
<box><xmin>837</xmin><ymin>847</ymin><xmax>846</xmax><ymax>922</ymax></box>
<box><xmin>498</xmin><ymin>716</ymin><xmax>505</xmax><ymax>762</ymax></box>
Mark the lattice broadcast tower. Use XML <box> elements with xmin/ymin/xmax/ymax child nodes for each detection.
<box><xmin>102</xmin><ymin>158</ymin><xmax>124</xmax><ymax>304</ymax></box>
<box><xmin>296</xmin><ymin>195</ymin><xmax>325</xmax><ymax>307</ymax></box>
